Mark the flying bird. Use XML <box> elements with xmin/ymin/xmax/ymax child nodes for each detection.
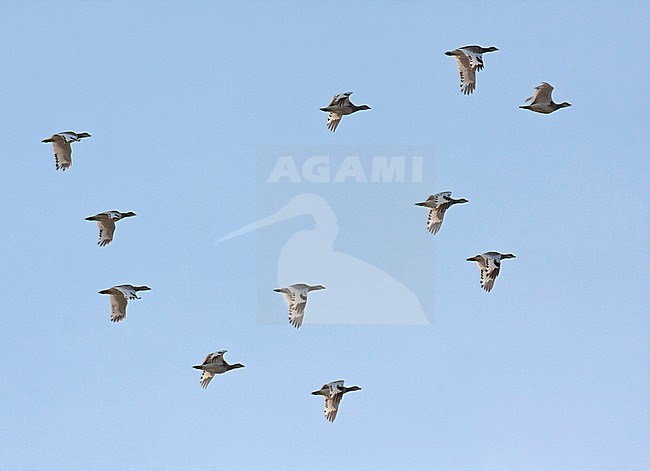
<box><xmin>444</xmin><ymin>45</ymin><xmax>498</xmax><ymax>95</ymax></box>
<box><xmin>519</xmin><ymin>82</ymin><xmax>571</xmax><ymax>114</ymax></box>
<box><xmin>319</xmin><ymin>92</ymin><xmax>371</xmax><ymax>132</ymax></box>
<box><xmin>311</xmin><ymin>380</ymin><xmax>361</xmax><ymax>422</ymax></box>
<box><xmin>98</xmin><ymin>284</ymin><xmax>151</xmax><ymax>323</ymax></box>
<box><xmin>41</xmin><ymin>131</ymin><xmax>91</xmax><ymax>171</ymax></box>
<box><xmin>85</xmin><ymin>211</ymin><xmax>136</xmax><ymax>247</ymax></box>
<box><xmin>466</xmin><ymin>252</ymin><xmax>516</xmax><ymax>292</ymax></box>
<box><xmin>274</xmin><ymin>283</ymin><xmax>326</xmax><ymax>328</ymax></box>
<box><xmin>193</xmin><ymin>350</ymin><xmax>244</xmax><ymax>389</ymax></box>
<box><xmin>415</xmin><ymin>192</ymin><xmax>468</xmax><ymax>235</ymax></box>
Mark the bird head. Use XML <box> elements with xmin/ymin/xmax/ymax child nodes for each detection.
<box><xmin>122</xmin><ymin>212</ymin><xmax>137</xmax><ymax>217</ymax></box>
<box><xmin>501</xmin><ymin>254</ymin><xmax>516</xmax><ymax>259</ymax></box>
<box><xmin>466</xmin><ymin>255</ymin><xmax>482</xmax><ymax>262</ymax></box>
<box><xmin>230</xmin><ymin>363</ymin><xmax>245</xmax><ymax>369</ymax></box>
<box><xmin>558</xmin><ymin>102</ymin><xmax>572</xmax><ymax>108</ymax></box>
<box><xmin>345</xmin><ymin>386</ymin><xmax>362</xmax><ymax>392</ymax></box>
<box><xmin>358</xmin><ymin>105</ymin><xmax>371</xmax><ymax>110</ymax></box>
<box><xmin>135</xmin><ymin>286</ymin><xmax>152</xmax><ymax>291</ymax></box>
<box><xmin>486</xmin><ymin>46</ymin><xmax>499</xmax><ymax>52</ymax></box>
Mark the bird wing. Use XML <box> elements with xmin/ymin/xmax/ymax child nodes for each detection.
<box><xmin>204</xmin><ymin>351</ymin><xmax>227</xmax><ymax>366</ymax></box>
<box><xmin>526</xmin><ymin>82</ymin><xmax>553</xmax><ymax>104</ymax></box>
<box><xmin>424</xmin><ymin>193</ymin><xmax>454</xmax><ymax>234</ymax></box>
<box><xmin>426</xmin><ymin>207</ymin><xmax>446</xmax><ymax>235</ymax></box>
<box><xmin>435</xmin><ymin>191</ymin><xmax>452</xmax><ymax>201</ymax></box>
<box><xmin>328</xmin><ymin>92</ymin><xmax>352</xmax><ymax>107</ymax></box>
<box><xmin>59</xmin><ymin>132</ymin><xmax>80</xmax><ymax>142</ymax></box>
<box><xmin>114</xmin><ymin>285</ymin><xmax>139</xmax><ymax>300</ymax></box>
<box><xmin>480</xmin><ymin>265</ymin><xmax>500</xmax><ymax>292</ymax></box>
<box><xmin>453</xmin><ymin>54</ymin><xmax>476</xmax><ymax>95</ymax></box>
<box><xmin>324</xmin><ymin>394</ymin><xmax>342</xmax><ymax>422</ymax></box>
<box><xmin>109</xmin><ymin>294</ymin><xmax>128</xmax><ymax>322</ymax></box>
<box><xmin>326</xmin><ymin>112</ymin><xmax>343</xmax><ymax>132</ymax></box>
<box><xmin>289</xmin><ymin>291</ymin><xmax>308</xmax><ymax>328</ymax></box>
<box><xmin>199</xmin><ymin>370</ymin><xmax>215</xmax><ymax>389</ymax></box>
<box><xmin>51</xmin><ymin>139</ymin><xmax>72</xmax><ymax>171</ymax></box>
<box><xmin>96</xmin><ymin>219</ymin><xmax>116</xmax><ymax>247</ymax></box>
<box><xmin>460</xmin><ymin>48</ymin><xmax>484</xmax><ymax>71</ymax></box>
<box><xmin>479</xmin><ymin>256</ymin><xmax>501</xmax><ymax>292</ymax></box>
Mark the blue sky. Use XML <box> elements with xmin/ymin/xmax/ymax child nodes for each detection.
<box><xmin>1</xmin><ymin>1</ymin><xmax>648</xmax><ymax>470</ymax></box>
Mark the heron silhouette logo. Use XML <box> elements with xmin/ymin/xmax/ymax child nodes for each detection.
<box><xmin>219</xmin><ymin>146</ymin><xmax>435</xmax><ymax>325</ymax></box>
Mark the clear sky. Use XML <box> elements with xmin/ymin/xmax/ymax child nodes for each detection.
<box><xmin>1</xmin><ymin>1</ymin><xmax>648</xmax><ymax>470</ymax></box>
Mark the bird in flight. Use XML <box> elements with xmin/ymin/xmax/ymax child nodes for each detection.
<box><xmin>319</xmin><ymin>92</ymin><xmax>371</xmax><ymax>132</ymax></box>
<box><xmin>41</xmin><ymin>131</ymin><xmax>91</xmax><ymax>171</ymax></box>
<box><xmin>311</xmin><ymin>380</ymin><xmax>362</xmax><ymax>422</ymax></box>
<box><xmin>415</xmin><ymin>191</ymin><xmax>468</xmax><ymax>235</ymax></box>
<box><xmin>466</xmin><ymin>252</ymin><xmax>516</xmax><ymax>292</ymax></box>
<box><xmin>193</xmin><ymin>351</ymin><xmax>244</xmax><ymax>389</ymax></box>
<box><xmin>98</xmin><ymin>284</ymin><xmax>151</xmax><ymax>322</ymax></box>
<box><xmin>274</xmin><ymin>283</ymin><xmax>326</xmax><ymax>328</ymax></box>
<box><xmin>519</xmin><ymin>82</ymin><xmax>571</xmax><ymax>114</ymax></box>
<box><xmin>445</xmin><ymin>45</ymin><xmax>498</xmax><ymax>95</ymax></box>
<box><xmin>85</xmin><ymin>211</ymin><xmax>136</xmax><ymax>247</ymax></box>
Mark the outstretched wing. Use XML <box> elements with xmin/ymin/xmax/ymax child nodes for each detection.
<box><xmin>324</xmin><ymin>394</ymin><xmax>343</xmax><ymax>422</ymax></box>
<box><xmin>426</xmin><ymin>208</ymin><xmax>445</xmax><ymax>235</ymax></box>
<box><xmin>480</xmin><ymin>267</ymin><xmax>500</xmax><ymax>292</ymax></box>
<box><xmin>97</xmin><ymin>219</ymin><xmax>116</xmax><ymax>247</ymax></box>
<box><xmin>51</xmin><ymin>139</ymin><xmax>72</xmax><ymax>171</ymax></box>
<box><xmin>326</xmin><ymin>112</ymin><xmax>342</xmax><ymax>132</ymax></box>
<box><xmin>289</xmin><ymin>291</ymin><xmax>308</xmax><ymax>328</ymax></box>
<box><xmin>480</xmin><ymin>257</ymin><xmax>501</xmax><ymax>292</ymax></box>
<box><xmin>109</xmin><ymin>294</ymin><xmax>128</xmax><ymax>322</ymax></box>
<box><xmin>203</xmin><ymin>350</ymin><xmax>227</xmax><ymax>366</ymax></box>
<box><xmin>454</xmin><ymin>54</ymin><xmax>476</xmax><ymax>95</ymax></box>
<box><xmin>460</xmin><ymin>48</ymin><xmax>484</xmax><ymax>71</ymax></box>
<box><xmin>526</xmin><ymin>82</ymin><xmax>553</xmax><ymax>104</ymax></box>
<box><xmin>199</xmin><ymin>371</ymin><xmax>215</xmax><ymax>389</ymax></box>
<box><xmin>328</xmin><ymin>92</ymin><xmax>352</xmax><ymax>107</ymax></box>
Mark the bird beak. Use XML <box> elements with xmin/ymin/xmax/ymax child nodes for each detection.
<box><xmin>415</xmin><ymin>202</ymin><xmax>426</xmax><ymax>206</ymax></box>
<box><xmin>311</xmin><ymin>391</ymin><xmax>319</xmax><ymax>395</ymax></box>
